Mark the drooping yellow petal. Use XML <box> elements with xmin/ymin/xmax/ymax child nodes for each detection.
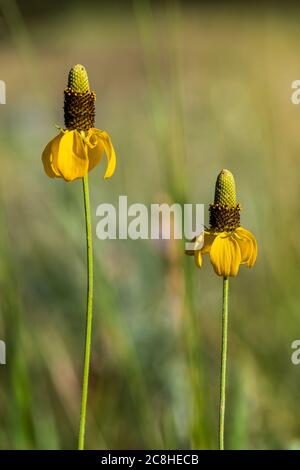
<box><xmin>194</xmin><ymin>250</ymin><xmax>202</xmax><ymax>268</ymax></box>
<box><xmin>210</xmin><ymin>233</ymin><xmax>241</xmax><ymax>277</ymax></box>
<box><xmin>235</xmin><ymin>227</ymin><xmax>257</xmax><ymax>268</ymax></box>
<box><xmin>234</xmin><ymin>231</ymin><xmax>252</xmax><ymax>264</ymax></box>
<box><xmin>201</xmin><ymin>231</ymin><xmax>216</xmax><ymax>254</ymax></box>
<box><xmin>56</xmin><ymin>130</ymin><xmax>89</xmax><ymax>181</ymax></box>
<box><xmin>42</xmin><ymin>133</ymin><xmax>63</xmax><ymax>178</ymax></box>
<box><xmin>86</xmin><ymin>129</ymin><xmax>104</xmax><ymax>171</ymax></box>
<box><xmin>100</xmin><ymin>131</ymin><xmax>116</xmax><ymax>178</ymax></box>
<box><xmin>88</xmin><ymin>128</ymin><xmax>116</xmax><ymax>179</ymax></box>
<box><xmin>185</xmin><ymin>231</ymin><xmax>215</xmax><ymax>257</ymax></box>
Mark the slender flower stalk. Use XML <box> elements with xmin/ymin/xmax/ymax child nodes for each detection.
<box><xmin>186</xmin><ymin>169</ymin><xmax>257</xmax><ymax>449</ymax></box>
<box><xmin>219</xmin><ymin>276</ymin><xmax>229</xmax><ymax>450</ymax></box>
<box><xmin>42</xmin><ymin>65</ymin><xmax>116</xmax><ymax>449</ymax></box>
<box><xmin>78</xmin><ymin>173</ymin><xmax>93</xmax><ymax>450</ymax></box>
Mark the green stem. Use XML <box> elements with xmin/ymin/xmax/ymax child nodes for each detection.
<box><xmin>219</xmin><ymin>276</ymin><xmax>229</xmax><ymax>450</ymax></box>
<box><xmin>78</xmin><ymin>173</ymin><xmax>94</xmax><ymax>450</ymax></box>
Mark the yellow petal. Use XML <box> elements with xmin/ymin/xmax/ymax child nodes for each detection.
<box><xmin>201</xmin><ymin>231</ymin><xmax>216</xmax><ymax>254</ymax></box>
<box><xmin>88</xmin><ymin>128</ymin><xmax>116</xmax><ymax>179</ymax></box>
<box><xmin>86</xmin><ymin>129</ymin><xmax>104</xmax><ymax>171</ymax></box>
<box><xmin>194</xmin><ymin>250</ymin><xmax>202</xmax><ymax>268</ymax></box>
<box><xmin>42</xmin><ymin>133</ymin><xmax>63</xmax><ymax>178</ymax></box>
<box><xmin>235</xmin><ymin>227</ymin><xmax>258</xmax><ymax>268</ymax></box>
<box><xmin>234</xmin><ymin>232</ymin><xmax>253</xmax><ymax>264</ymax></box>
<box><xmin>185</xmin><ymin>231</ymin><xmax>215</xmax><ymax>256</ymax></box>
<box><xmin>210</xmin><ymin>233</ymin><xmax>241</xmax><ymax>277</ymax></box>
<box><xmin>56</xmin><ymin>130</ymin><xmax>88</xmax><ymax>181</ymax></box>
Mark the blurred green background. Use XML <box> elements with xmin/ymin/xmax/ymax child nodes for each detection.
<box><xmin>0</xmin><ymin>0</ymin><xmax>300</xmax><ymax>450</ymax></box>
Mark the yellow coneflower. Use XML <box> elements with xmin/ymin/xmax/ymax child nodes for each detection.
<box><xmin>42</xmin><ymin>65</ymin><xmax>116</xmax><ymax>450</ymax></box>
<box><xmin>186</xmin><ymin>169</ymin><xmax>257</xmax><ymax>277</ymax></box>
<box><xmin>186</xmin><ymin>169</ymin><xmax>257</xmax><ymax>450</ymax></box>
<box><xmin>42</xmin><ymin>64</ymin><xmax>116</xmax><ymax>181</ymax></box>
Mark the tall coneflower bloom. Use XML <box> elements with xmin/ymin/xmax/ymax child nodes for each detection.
<box><xmin>186</xmin><ymin>169</ymin><xmax>257</xmax><ymax>449</ymax></box>
<box><xmin>42</xmin><ymin>64</ymin><xmax>116</xmax><ymax>181</ymax></box>
<box><xmin>42</xmin><ymin>65</ymin><xmax>116</xmax><ymax>449</ymax></box>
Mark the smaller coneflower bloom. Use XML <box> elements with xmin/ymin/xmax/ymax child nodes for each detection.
<box><xmin>42</xmin><ymin>64</ymin><xmax>116</xmax><ymax>182</ymax></box>
<box><xmin>186</xmin><ymin>169</ymin><xmax>257</xmax><ymax>277</ymax></box>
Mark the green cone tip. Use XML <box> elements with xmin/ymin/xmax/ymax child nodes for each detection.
<box><xmin>67</xmin><ymin>64</ymin><xmax>90</xmax><ymax>92</ymax></box>
<box><xmin>214</xmin><ymin>169</ymin><xmax>237</xmax><ymax>207</ymax></box>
